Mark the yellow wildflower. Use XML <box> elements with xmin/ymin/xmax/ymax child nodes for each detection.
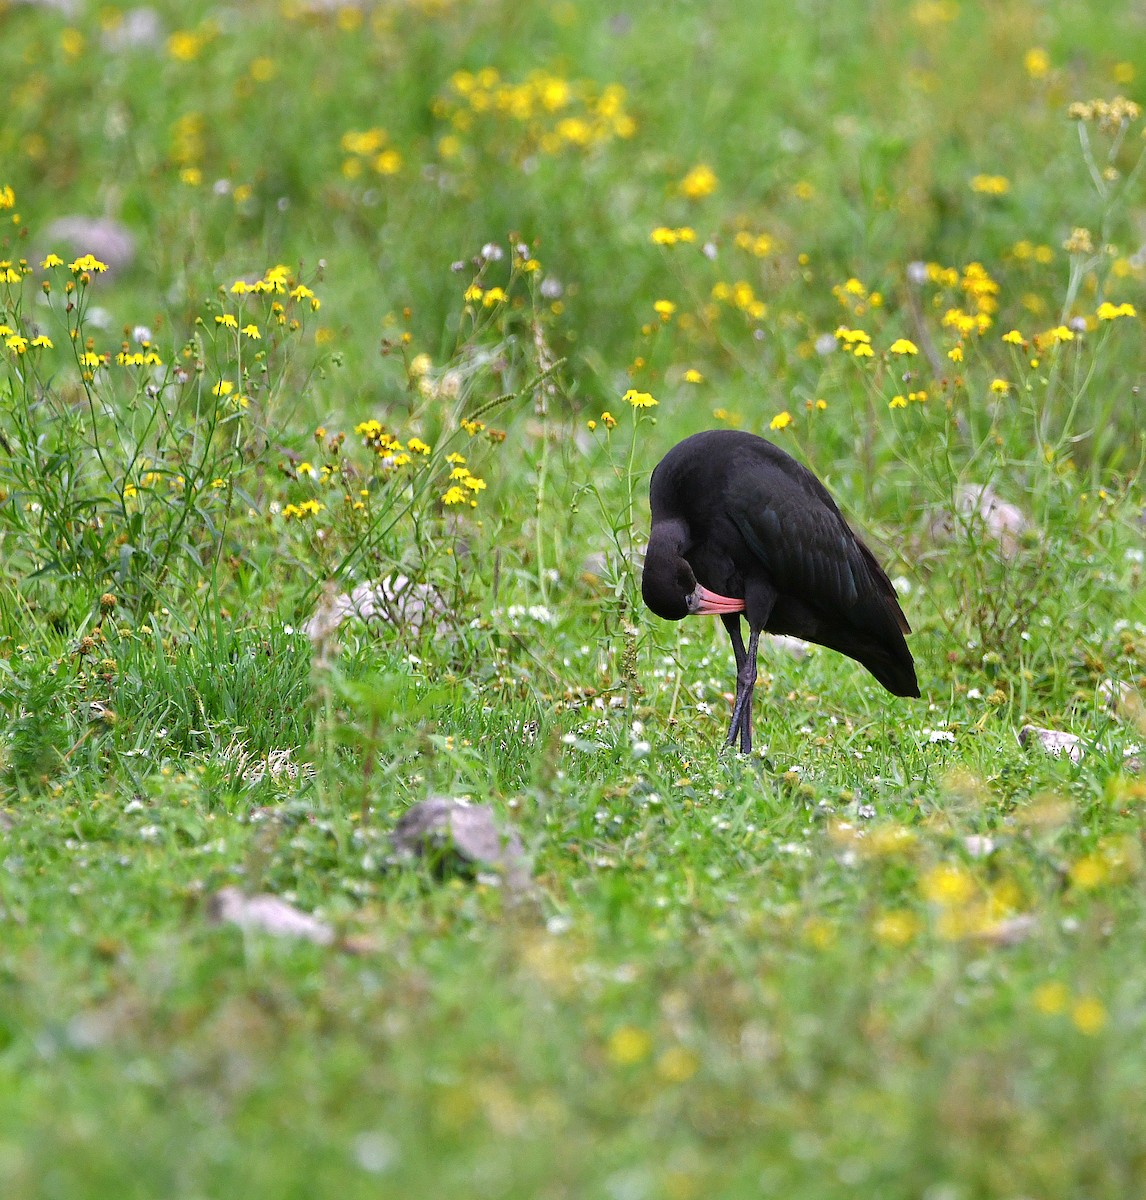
<box><xmin>990</xmin><ymin>379</ymin><xmax>1009</xmax><ymax>394</ymax></box>
<box><xmin>1096</xmin><ymin>301</ymin><xmax>1136</xmax><ymax>320</ymax></box>
<box><xmin>212</xmin><ymin>381</ymin><xmax>234</xmax><ymax>396</ymax></box>
<box><xmin>1071</xmin><ymin>997</ymin><xmax>1107</xmax><ymax>1035</ymax></box>
<box><xmin>606</xmin><ymin>1026</ymin><xmax>652</xmax><ymax>1066</ymax></box>
<box><xmin>653</xmin><ymin>299</ymin><xmax>676</xmax><ymax>321</ymax></box>
<box><xmin>679</xmin><ymin>164</ymin><xmax>717</xmax><ymax>199</ymax></box>
<box><xmin>40</xmin><ymin>253</ymin><xmax>63</xmax><ymax>269</ymax></box>
<box><xmin>441</xmin><ymin>485</ymin><xmax>467</xmax><ymax>505</ymax></box>
<box><xmin>1032</xmin><ymin>981</ymin><xmax>1069</xmax><ymax>1015</ymax></box>
<box><xmin>769</xmin><ymin>411</ymin><xmax>792</xmax><ymax>431</ymax></box>
<box><xmin>406</xmin><ymin>437</ymin><xmax>431</xmax><ymax>456</ymax></box>
<box><xmin>888</xmin><ymin>338</ymin><xmax>918</xmax><ymax>355</ymax></box>
<box><xmin>622</xmin><ymin>389</ymin><xmax>658</xmax><ymax>408</ymax></box>
<box><xmin>889</xmin><ymin>395</ymin><xmax>907</xmax><ymax>409</ymax></box>
<box><xmin>872</xmin><ymin>910</ymin><xmax>920</xmax><ymax>947</ymax></box>
<box><xmin>1024</xmin><ymin>48</ymin><xmax>1050</xmax><ymax>79</ymax></box>
<box><xmin>600</xmin><ymin>411</ymin><xmax>617</xmax><ymax>429</ymax></box>
<box><xmin>970</xmin><ymin>174</ymin><xmax>1010</xmax><ymax>195</ymax></box>
<box><xmin>69</xmin><ymin>253</ymin><xmax>109</xmax><ymax>274</ymax></box>
<box><xmin>683</xmin><ymin>369</ymin><xmax>703</xmax><ymax>383</ymax></box>
<box><xmin>947</xmin><ymin>345</ymin><xmax>963</xmax><ymax>362</ymax></box>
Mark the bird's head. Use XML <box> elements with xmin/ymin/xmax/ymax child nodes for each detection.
<box><xmin>641</xmin><ymin>525</ymin><xmax>745</xmax><ymax>622</ymax></box>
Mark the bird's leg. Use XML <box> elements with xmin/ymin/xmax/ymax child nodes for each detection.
<box><xmin>720</xmin><ymin>616</ymin><xmax>760</xmax><ymax>754</ymax></box>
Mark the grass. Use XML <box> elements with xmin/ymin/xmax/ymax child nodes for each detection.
<box><xmin>1</xmin><ymin>0</ymin><xmax>1146</xmax><ymax>1195</ymax></box>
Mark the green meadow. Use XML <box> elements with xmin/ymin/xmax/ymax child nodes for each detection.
<box><xmin>1</xmin><ymin>0</ymin><xmax>1145</xmax><ymax>1195</ymax></box>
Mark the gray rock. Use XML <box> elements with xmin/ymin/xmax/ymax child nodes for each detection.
<box><xmin>303</xmin><ymin>575</ymin><xmax>448</xmax><ymax>641</ymax></box>
<box><xmin>207</xmin><ymin>886</ymin><xmax>334</xmax><ymax>945</ymax></box>
<box><xmin>931</xmin><ymin>483</ymin><xmax>1030</xmax><ymax>559</ymax></box>
<box><xmin>1020</xmin><ymin>724</ymin><xmax>1084</xmax><ymax>764</ymax></box>
<box><xmin>391</xmin><ymin>796</ymin><xmax>530</xmax><ymax>890</ymax></box>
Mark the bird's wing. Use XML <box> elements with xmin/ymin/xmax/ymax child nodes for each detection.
<box><xmin>726</xmin><ymin>459</ymin><xmax>909</xmax><ymax>633</ymax></box>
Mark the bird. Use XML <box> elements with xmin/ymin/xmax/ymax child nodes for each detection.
<box><xmin>641</xmin><ymin>429</ymin><xmax>919</xmax><ymax>753</ymax></box>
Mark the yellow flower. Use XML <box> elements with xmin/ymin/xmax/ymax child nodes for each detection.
<box><xmin>40</xmin><ymin>253</ymin><xmax>63</xmax><ymax>269</ymax></box>
<box><xmin>464</xmin><ymin>284</ymin><xmax>484</xmax><ymax>303</ymax></box>
<box><xmin>1071</xmin><ymin>997</ymin><xmax>1107</xmax><ymax>1036</ymax></box>
<box><xmin>1096</xmin><ymin>301</ymin><xmax>1136</xmax><ymax>320</ymax></box>
<box><xmin>1068</xmin><ymin>853</ymin><xmax>1108</xmax><ymax>889</ymax></box>
<box><xmin>600</xmin><ymin>411</ymin><xmax>617</xmax><ymax>429</ymax></box>
<box><xmin>852</xmin><ymin>343</ymin><xmax>874</xmax><ymax>357</ymax></box>
<box><xmin>1032</xmin><ymin>981</ymin><xmax>1069</xmax><ymax>1015</ymax></box>
<box><xmin>441</xmin><ymin>485</ymin><xmax>467</xmax><ymax>505</ymax></box>
<box><xmin>0</xmin><ymin>186</ymin><xmax>14</xmax><ymax>210</ymax></box>
<box><xmin>446</xmin><ymin>452</ymin><xmax>467</xmax><ymax>465</ymax></box>
<box><xmin>653</xmin><ymin>299</ymin><xmax>676</xmax><ymax>320</ymax></box>
<box><xmin>212</xmin><ymin>381</ymin><xmax>234</xmax><ymax>396</ymax></box>
<box><xmin>68</xmin><ymin>253</ymin><xmax>109</xmax><ymax>274</ymax></box>
<box><xmin>655</xmin><ymin>1046</ymin><xmax>698</xmax><ymax>1083</ymax></box>
<box><xmin>679</xmin><ymin>164</ymin><xmax>717</xmax><ymax>199</ymax></box>
<box><xmin>374</xmin><ymin>149</ymin><xmax>402</xmax><ymax>175</ymax></box>
<box><xmin>481</xmin><ymin>286</ymin><xmax>506</xmax><ymax>307</ymax></box>
<box><xmin>970</xmin><ymin>174</ymin><xmax>1010</xmax><ymax>195</ymax></box>
<box><xmin>990</xmin><ymin>378</ymin><xmax>1009</xmax><ymax>394</ymax></box>
<box><xmin>463</xmin><ymin>475</ymin><xmax>486</xmax><ymax>491</ymax></box>
<box><xmin>216</xmin><ymin>313</ymin><xmax>238</xmax><ymax>328</ymax></box>
<box><xmin>947</xmin><ymin>345</ymin><xmax>963</xmax><ymax>362</ymax></box>
<box><xmin>30</xmin><ymin>335</ymin><xmax>53</xmax><ymax>349</ymax></box>
<box><xmin>1001</xmin><ymin>329</ymin><xmax>1025</xmax><ymax>344</ymax></box>
<box><xmin>769</xmin><ymin>411</ymin><xmax>792</xmax><ymax>431</ymax></box>
<box><xmin>168</xmin><ymin>30</ymin><xmax>205</xmax><ymax>61</ymax></box>
<box><xmin>888</xmin><ymin>338</ymin><xmax>918</xmax><ymax>355</ymax></box>
<box><xmin>406</xmin><ymin>437</ymin><xmax>431</xmax><ymax>455</ymax></box>
<box><xmin>683</xmin><ymin>369</ymin><xmax>703</xmax><ymax>383</ymax></box>
<box><xmin>1024</xmin><ymin>47</ymin><xmax>1050</xmax><ymax>79</ymax></box>
<box><xmin>6</xmin><ymin>335</ymin><xmax>28</xmax><ymax>354</ymax></box>
<box><xmin>920</xmin><ymin>864</ymin><xmax>976</xmax><ymax>907</ymax></box>
<box><xmin>241</xmin><ymin>324</ymin><xmax>260</xmax><ymax>339</ymax></box>
<box><xmin>1063</xmin><ymin>227</ymin><xmax>1093</xmax><ymax>255</ymax></box>
<box><xmin>872</xmin><ymin>910</ymin><xmax>920</xmax><ymax>946</ymax></box>
<box><xmin>622</xmin><ymin>389</ymin><xmax>658</xmax><ymax>408</ymax></box>
<box><xmin>889</xmin><ymin>395</ymin><xmax>907</xmax><ymax>409</ymax></box>
<box><xmin>79</xmin><ymin>351</ymin><xmax>104</xmax><ymax>368</ymax></box>
<box><xmin>606</xmin><ymin>1025</ymin><xmax>652</xmax><ymax>1065</ymax></box>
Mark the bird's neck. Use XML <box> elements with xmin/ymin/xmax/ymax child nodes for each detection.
<box><xmin>647</xmin><ymin>516</ymin><xmax>689</xmax><ymax>561</ymax></box>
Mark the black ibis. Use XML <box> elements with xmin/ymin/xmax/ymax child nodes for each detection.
<box><xmin>641</xmin><ymin>429</ymin><xmax>919</xmax><ymax>753</ymax></box>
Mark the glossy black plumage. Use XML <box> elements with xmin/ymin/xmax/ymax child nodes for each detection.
<box><xmin>641</xmin><ymin>429</ymin><xmax>919</xmax><ymax>753</ymax></box>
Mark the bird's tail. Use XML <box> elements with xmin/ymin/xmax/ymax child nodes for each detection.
<box><xmin>858</xmin><ymin>638</ymin><xmax>920</xmax><ymax>698</ymax></box>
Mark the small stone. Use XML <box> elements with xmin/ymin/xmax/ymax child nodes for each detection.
<box><xmin>207</xmin><ymin>887</ymin><xmax>334</xmax><ymax>945</ymax></box>
<box><xmin>302</xmin><ymin>575</ymin><xmax>448</xmax><ymax>641</ymax></box>
<box><xmin>1020</xmin><ymin>724</ymin><xmax>1084</xmax><ymax>764</ymax></box>
<box><xmin>391</xmin><ymin>796</ymin><xmax>530</xmax><ymax>890</ymax></box>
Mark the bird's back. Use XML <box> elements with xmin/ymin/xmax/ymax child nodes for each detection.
<box><xmin>650</xmin><ymin>430</ymin><xmax>919</xmax><ymax>697</ymax></box>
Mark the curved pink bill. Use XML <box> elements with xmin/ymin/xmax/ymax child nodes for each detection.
<box><xmin>691</xmin><ymin>585</ymin><xmax>746</xmax><ymax>615</ymax></box>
